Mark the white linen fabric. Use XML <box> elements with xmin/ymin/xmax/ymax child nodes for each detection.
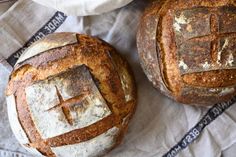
<box><xmin>31</xmin><ymin>0</ymin><xmax>133</xmax><ymax>16</ymax></box>
<box><xmin>0</xmin><ymin>0</ymin><xmax>236</xmax><ymax>157</ymax></box>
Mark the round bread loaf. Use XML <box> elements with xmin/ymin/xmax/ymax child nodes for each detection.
<box><xmin>137</xmin><ymin>0</ymin><xmax>236</xmax><ymax>106</ymax></box>
<box><xmin>6</xmin><ymin>33</ymin><xmax>136</xmax><ymax>157</ymax></box>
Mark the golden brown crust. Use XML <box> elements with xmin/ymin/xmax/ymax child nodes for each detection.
<box><xmin>28</xmin><ymin>114</ymin><xmax>119</xmax><ymax>148</ymax></box>
<box><xmin>137</xmin><ymin>0</ymin><xmax>171</xmax><ymax>96</ymax></box>
<box><xmin>137</xmin><ymin>0</ymin><xmax>236</xmax><ymax>105</ymax></box>
<box><xmin>183</xmin><ymin>70</ymin><xmax>236</xmax><ymax>88</ymax></box>
<box><xmin>15</xmin><ymin>90</ymin><xmax>55</xmax><ymax>157</ymax></box>
<box><xmin>6</xmin><ymin>33</ymin><xmax>136</xmax><ymax>156</ymax></box>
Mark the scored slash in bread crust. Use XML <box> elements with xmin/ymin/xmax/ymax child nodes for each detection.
<box><xmin>137</xmin><ymin>0</ymin><xmax>236</xmax><ymax>105</ymax></box>
<box><xmin>6</xmin><ymin>33</ymin><xmax>136</xmax><ymax>157</ymax></box>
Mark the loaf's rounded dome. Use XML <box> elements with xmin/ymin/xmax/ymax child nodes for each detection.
<box><xmin>137</xmin><ymin>0</ymin><xmax>236</xmax><ymax>106</ymax></box>
<box><xmin>6</xmin><ymin>33</ymin><xmax>136</xmax><ymax>157</ymax></box>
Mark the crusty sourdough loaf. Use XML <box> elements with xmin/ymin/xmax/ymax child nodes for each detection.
<box><xmin>137</xmin><ymin>0</ymin><xmax>236</xmax><ymax>106</ymax></box>
<box><xmin>5</xmin><ymin>33</ymin><xmax>136</xmax><ymax>157</ymax></box>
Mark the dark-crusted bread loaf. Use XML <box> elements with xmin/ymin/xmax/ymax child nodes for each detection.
<box><xmin>6</xmin><ymin>33</ymin><xmax>136</xmax><ymax>157</ymax></box>
<box><xmin>137</xmin><ymin>0</ymin><xmax>236</xmax><ymax>106</ymax></box>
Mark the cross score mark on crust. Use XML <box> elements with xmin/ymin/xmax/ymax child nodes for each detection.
<box><xmin>186</xmin><ymin>14</ymin><xmax>235</xmax><ymax>65</ymax></box>
<box><xmin>174</xmin><ymin>6</ymin><xmax>236</xmax><ymax>74</ymax></box>
<box><xmin>47</xmin><ymin>86</ymin><xmax>90</xmax><ymax>126</ymax></box>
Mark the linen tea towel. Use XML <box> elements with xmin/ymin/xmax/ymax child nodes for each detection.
<box><xmin>1</xmin><ymin>0</ymin><xmax>236</xmax><ymax>157</ymax></box>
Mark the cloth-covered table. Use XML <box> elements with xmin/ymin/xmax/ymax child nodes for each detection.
<box><xmin>0</xmin><ymin>0</ymin><xmax>236</xmax><ymax>157</ymax></box>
